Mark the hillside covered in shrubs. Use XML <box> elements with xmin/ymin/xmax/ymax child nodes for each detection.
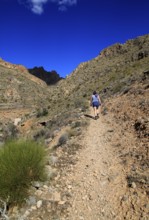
<box><xmin>0</xmin><ymin>34</ymin><xmax>148</xmax><ymax>219</ymax></box>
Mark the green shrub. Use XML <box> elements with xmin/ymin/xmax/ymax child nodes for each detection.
<box><xmin>2</xmin><ymin>122</ymin><xmax>18</xmax><ymax>141</ymax></box>
<box><xmin>58</xmin><ymin>133</ymin><xmax>68</xmax><ymax>146</ymax></box>
<box><xmin>67</xmin><ymin>128</ymin><xmax>78</xmax><ymax>137</ymax></box>
<box><xmin>33</xmin><ymin>128</ymin><xmax>47</xmax><ymax>141</ymax></box>
<box><xmin>71</xmin><ymin>121</ymin><xmax>81</xmax><ymax>128</ymax></box>
<box><xmin>0</xmin><ymin>139</ymin><xmax>46</xmax><ymax>205</ymax></box>
<box><xmin>36</xmin><ymin>108</ymin><xmax>48</xmax><ymax>117</ymax></box>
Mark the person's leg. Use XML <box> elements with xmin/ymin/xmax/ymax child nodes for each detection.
<box><xmin>97</xmin><ymin>106</ymin><xmax>99</xmax><ymax>116</ymax></box>
<box><xmin>97</xmin><ymin>103</ymin><xmax>102</xmax><ymax>116</ymax></box>
<box><xmin>94</xmin><ymin>106</ymin><xmax>99</xmax><ymax>119</ymax></box>
<box><xmin>93</xmin><ymin>106</ymin><xmax>97</xmax><ymax>118</ymax></box>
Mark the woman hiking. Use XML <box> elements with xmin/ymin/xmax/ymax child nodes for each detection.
<box><xmin>90</xmin><ymin>91</ymin><xmax>101</xmax><ymax>120</ymax></box>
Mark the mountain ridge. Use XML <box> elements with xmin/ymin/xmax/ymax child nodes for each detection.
<box><xmin>0</xmin><ymin>33</ymin><xmax>148</xmax><ymax>219</ymax></box>
<box><xmin>28</xmin><ymin>66</ymin><xmax>63</xmax><ymax>85</ymax></box>
<box><xmin>1</xmin><ymin>34</ymin><xmax>148</xmax><ymax>120</ymax></box>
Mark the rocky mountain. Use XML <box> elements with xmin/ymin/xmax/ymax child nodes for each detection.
<box><xmin>0</xmin><ymin>34</ymin><xmax>148</xmax><ymax>219</ymax></box>
<box><xmin>28</xmin><ymin>67</ymin><xmax>63</xmax><ymax>85</ymax></box>
<box><xmin>0</xmin><ymin>34</ymin><xmax>148</xmax><ymax>144</ymax></box>
<box><xmin>0</xmin><ymin>34</ymin><xmax>148</xmax><ymax>140</ymax></box>
<box><xmin>46</xmin><ymin>34</ymin><xmax>149</xmax><ymax>118</ymax></box>
<box><xmin>0</xmin><ymin>59</ymin><xmax>51</xmax><ymax>110</ymax></box>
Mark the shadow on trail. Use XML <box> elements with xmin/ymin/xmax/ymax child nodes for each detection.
<box><xmin>84</xmin><ymin>114</ymin><xmax>95</xmax><ymax>120</ymax></box>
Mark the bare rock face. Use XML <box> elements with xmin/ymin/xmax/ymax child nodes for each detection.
<box><xmin>28</xmin><ymin>66</ymin><xmax>63</xmax><ymax>85</ymax></box>
<box><xmin>99</xmin><ymin>34</ymin><xmax>149</xmax><ymax>60</ymax></box>
<box><xmin>0</xmin><ymin>59</ymin><xmax>27</xmax><ymax>72</ymax></box>
<box><xmin>99</xmin><ymin>43</ymin><xmax>125</xmax><ymax>57</ymax></box>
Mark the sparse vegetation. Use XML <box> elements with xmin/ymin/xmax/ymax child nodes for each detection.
<box><xmin>0</xmin><ymin>34</ymin><xmax>148</xmax><ymax>219</ymax></box>
<box><xmin>67</xmin><ymin>128</ymin><xmax>80</xmax><ymax>137</ymax></box>
<box><xmin>0</xmin><ymin>122</ymin><xmax>18</xmax><ymax>142</ymax></box>
<box><xmin>71</xmin><ymin>121</ymin><xmax>82</xmax><ymax>128</ymax></box>
<box><xmin>58</xmin><ymin>133</ymin><xmax>69</xmax><ymax>146</ymax></box>
<box><xmin>36</xmin><ymin>108</ymin><xmax>48</xmax><ymax>117</ymax></box>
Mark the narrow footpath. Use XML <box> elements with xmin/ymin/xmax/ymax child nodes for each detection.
<box><xmin>65</xmin><ymin>114</ymin><xmax>128</xmax><ymax>220</ymax></box>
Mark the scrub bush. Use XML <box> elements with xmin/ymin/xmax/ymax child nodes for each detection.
<box><xmin>0</xmin><ymin>139</ymin><xmax>46</xmax><ymax>205</ymax></box>
<box><xmin>58</xmin><ymin>133</ymin><xmax>68</xmax><ymax>146</ymax></box>
<box><xmin>36</xmin><ymin>108</ymin><xmax>48</xmax><ymax>117</ymax></box>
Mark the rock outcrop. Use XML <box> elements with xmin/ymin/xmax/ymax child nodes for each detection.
<box><xmin>28</xmin><ymin>67</ymin><xmax>63</xmax><ymax>85</ymax></box>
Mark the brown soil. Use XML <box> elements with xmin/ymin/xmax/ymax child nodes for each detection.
<box><xmin>62</xmin><ymin>103</ymin><xmax>148</xmax><ymax>220</ymax></box>
<box><xmin>1</xmin><ymin>83</ymin><xmax>148</xmax><ymax>220</ymax></box>
<box><xmin>0</xmin><ymin>108</ymin><xmax>31</xmax><ymax>122</ymax></box>
<box><xmin>65</xmin><ymin>113</ymin><xmax>127</xmax><ymax>220</ymax></box>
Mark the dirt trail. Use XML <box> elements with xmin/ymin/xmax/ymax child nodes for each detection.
<box><xmin>65</xmin><ymin>114</ymin><xmax>128</xmax><ymax>220</ymax></box>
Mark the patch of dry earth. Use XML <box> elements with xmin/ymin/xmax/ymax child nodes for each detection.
<box><xmin>65</xmin><ymin>113</ymin><xmax>128</xmax><ymax>220</ymax></box>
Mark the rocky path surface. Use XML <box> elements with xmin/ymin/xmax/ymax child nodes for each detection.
<box><xmin>65</xmin><ymin>114</ymin><xmax>128</xmax><ymax>220</ymax></box>
<box><xmin>5</xmin><ymin>104</ymin><xmax>148</xmax><ymax>220</ymax></box>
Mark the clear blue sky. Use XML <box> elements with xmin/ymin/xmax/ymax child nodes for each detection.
<box><xmin>0</xmin><ymin>0</ymin><xmax>149</xmax><ymax>78</ymax></box>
